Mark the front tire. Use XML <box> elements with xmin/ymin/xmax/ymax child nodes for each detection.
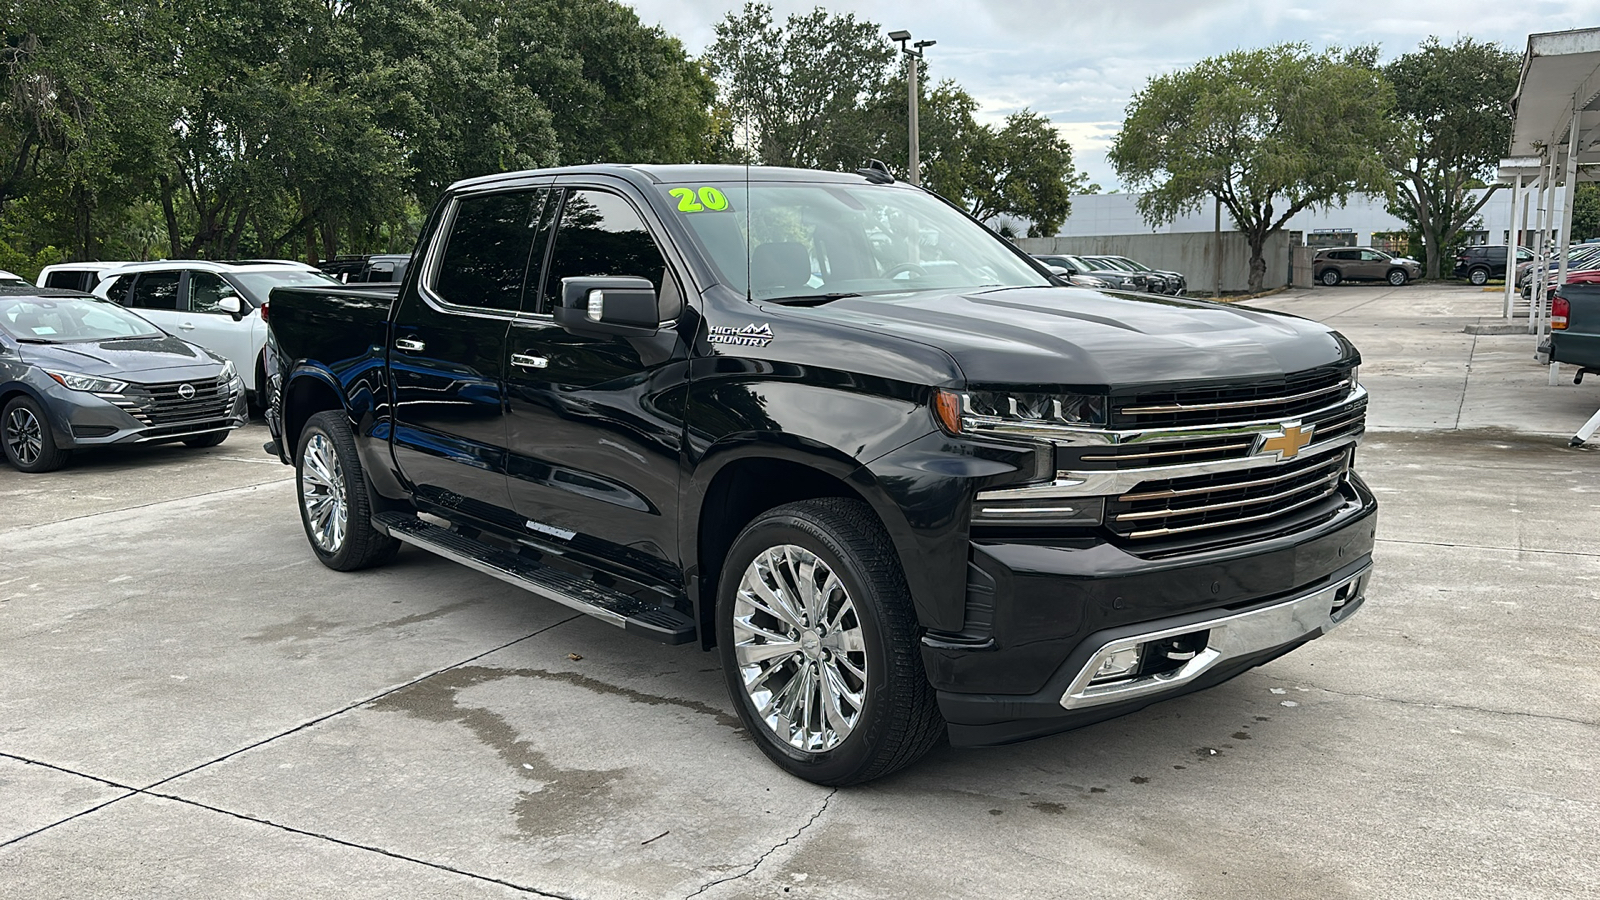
<box><xmin>1469</xmin><ymin>267</ymin><xmax>1490</xmax><ymax>286</ymax></box>
<box><xmin>2</xmin><ymin>396</ymin><xmax>70</xmax><ymax>473</ymax></box>
<box><xmin>295</xmin><ymin>410</ymin><xmax>399</xmax><ymax>571</ymax></box>
<box><xmin>716</xmin><ymin>498</ymin><xmax>944</xmax><ymax>785</ymax></box>
<box><xmin>1388</xmin><ymin>268</ymin><xmax>1409</xmax><ymax>286</ymax></box>
<box><xmin>1320</xmin><ymin>269</ymin><xmax>1341</xmax><ymax>286</ymax></box>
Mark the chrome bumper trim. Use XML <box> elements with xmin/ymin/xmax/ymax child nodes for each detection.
<box><xmin>1059</xmin><ymin>563</ymin><xmax>1371</xmax><ymax>711</ymax></box>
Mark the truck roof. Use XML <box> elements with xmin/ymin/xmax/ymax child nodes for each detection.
<box><xmin>450</xmin><ymin>164</ymin><xmax>899</xmax><ymax>193</ymax></box>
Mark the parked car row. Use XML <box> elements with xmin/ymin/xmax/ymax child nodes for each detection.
<box><xmin>1030</xmin><ymin>254</ymin><xmax>1187</xmax><ymax>294</ymax></box>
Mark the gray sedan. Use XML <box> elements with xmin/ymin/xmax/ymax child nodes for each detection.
<box><xmin>0</xmin><ymin>287</ymin><xmax>246</xmax><ymax>472</ymax></box>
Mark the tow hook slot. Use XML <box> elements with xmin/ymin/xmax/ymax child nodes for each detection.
<box><xmin>1088</xmin><ymin>629</ymin><xmax>1210</xmax><ymax>684</ymax></box>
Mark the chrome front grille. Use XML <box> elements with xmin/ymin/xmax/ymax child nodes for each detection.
<box><xmin>1106</xmin><ymin>448</ymin><xmax>1351</xmax><ymax>540</ymax></box>
<box><xmin>102</xmin><ymin>376</ymin><xmax>234</xmax><ymax>427</ymax></box>
<box><xmin>1111</xmin><ymin>366</ymin><xmax>1353</xmax><ymax>429</ymax></box>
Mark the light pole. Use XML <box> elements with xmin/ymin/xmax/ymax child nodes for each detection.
<box><xmin>889</xmin><ymin>29</ymin><xmax>935</xmax><ymax>186</ymax></box>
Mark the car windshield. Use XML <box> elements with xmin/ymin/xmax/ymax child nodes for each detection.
<box><xmin>660</xmin><ymin>181</ymin><xmax>1048</xmax><ymax>302</ymax></box>
<box><xmin>0</xmin><ymin>295</ymin><xmax>163</xmax><ymax>343</ymax></box>
<box><xmin>1115</xmin><ymin>257</ymin><xmax>1155</xmax><ymax>272</ymax></box>
<box><xmin>229</xmin><ymin>269</ymin><xmax>339</xmax><ymax>305</ymax></box>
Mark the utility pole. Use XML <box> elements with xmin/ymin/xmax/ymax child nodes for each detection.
<box><xmin>889</xmin><ymin>30</ymin><xmax>935</xmax><ymax>186</ymax></box>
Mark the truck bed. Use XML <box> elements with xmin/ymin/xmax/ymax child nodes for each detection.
<box><xmin>268</xmin><ymin>284</ymin><xmax>399</xmax><ymax>371</ymax></box>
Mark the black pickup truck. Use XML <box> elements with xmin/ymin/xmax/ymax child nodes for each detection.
<box><xmin>264</xmin><ymin>164</ymin><xmax>1376</xmax><ymax>785</ymax></box>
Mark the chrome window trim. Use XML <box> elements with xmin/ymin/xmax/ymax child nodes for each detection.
<box><xmin>418</xmin><ymin>189</ymin><xmax>552</xmax><ymax>323</ymax></box>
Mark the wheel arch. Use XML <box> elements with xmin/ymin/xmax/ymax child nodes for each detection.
<box><xmin>282</xmin><ymin>365</ymin><xmax>345</xmax><ymax>456</ymax></box>
<box><xmin>687</xmin><ymin>439</ymin><xmax>912</xmax><ymax>650</ymax></box>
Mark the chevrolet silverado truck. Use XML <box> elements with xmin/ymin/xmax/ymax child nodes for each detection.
<box><xmin>264</xmin><ymin>164</ymin><xmax>1377</xmax><ymax>785</ymax></box>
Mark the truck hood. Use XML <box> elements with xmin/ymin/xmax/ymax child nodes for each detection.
<box><xmin>793</xmin><ymin>286</ymin><xmax>1354</xmax><ymax>387</ymax></box>
<box><xmin>20</xmin><ymin>335</ymin><xmax>224</xmax><ymax>381</ymax></box>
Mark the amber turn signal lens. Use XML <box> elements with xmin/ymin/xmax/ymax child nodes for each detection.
<box><xmin>933</xmin><ymin>389</ymin><xmax>963</xmax><ymax>434</ymax></box>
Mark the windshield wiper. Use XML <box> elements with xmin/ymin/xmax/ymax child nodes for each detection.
<box><xmin>15</xmin><ymin>337</ymin><xmax>58</xmax><ymax>344</ymax></box>
<box><xmin>761</xmin><ymin>292</ymin><xmax>863</xmax><ymax>306</ymax></box>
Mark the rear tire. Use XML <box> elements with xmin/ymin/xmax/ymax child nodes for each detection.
<box><xmin>183</xmin><ymin>431</ymin><xmax>228</xmax><ymax>448</ymax></box>
<box><xmin>295</xmin><ymin>410</ymin><xmax>399</xmax><ymax>571</ymax></box>
<box><xmin>2</xmin><ymin>397</ymin><xmax>69</xmax><ymax>473</ymax></box>
<box><xmin>716</xmin><ymin>498</ymin><xmax>944</xmax><ymax>786</ymax></box>
<box><xmin>1387</xmin><ymin>268</ymin><xmax>1408</xmax><ymax>286</ymax></box>
<box><xmin>1320</xmin><ymin>269</ymin><xmax>1341</xmax><ymax>286</ymax></box>
<box><xmin>1468</xmin><ymin>267</ymin><xmax>1489</xmax><ymax>286</ymax></box>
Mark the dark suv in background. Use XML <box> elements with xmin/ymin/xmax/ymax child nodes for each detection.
<box><xmin>1454</xmin><ymin>245</ymin><xmax>1534</xmax><ymax>285</ymax></box>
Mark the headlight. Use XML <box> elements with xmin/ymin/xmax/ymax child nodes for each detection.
<box><xmin>934</xmin><ymin>388</ymin><xmax>1107</xmax><ymax>436</ymax></box>
<box><xmin>46</xmin><ymin>370</ymin><xmax>128</xmax><ymax>393</ymax></box>
<box><xmin>1349</xmin><ymin>365</ymin><xmax>1360</xmax><ymax>389</ymax></box>
<box><xmin>219</xmin><ymin>359</ymin><xmax>238</xmax><ymax>382</ymax></box>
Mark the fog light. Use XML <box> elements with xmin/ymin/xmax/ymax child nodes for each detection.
<box><xmin>1090</xmin><ymin>645</ymin><xmax>1142</xmax><ymax>683</ymax></box>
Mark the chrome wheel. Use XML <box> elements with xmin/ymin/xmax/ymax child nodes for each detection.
<box><xmin>4</xmin><ymin>406</ymin><xmax>43</xmax><ymax>466</ymax></box>
<box><xmin>300</xmin><ymin>432</ymin><xmax>348</xmax><ymax>553</ymax></box>
<box><xmin>733</xmin><ymin>544</ymin><xmax>868</xmax><ymax>753</ymax></box>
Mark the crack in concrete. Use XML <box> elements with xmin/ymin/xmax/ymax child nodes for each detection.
<box><xmin>1377</xmin><ymin>536</ymin><xmax>1600</xmax><ymax>559</ymax></box>
<box><xmin>0</xmin><ymin>476</ymin><xmax>292</xmax><ymax>538</ymax></box>
<box><xmin>683</xmin><ymin>789</ymin><xmax>836</xmax><ymax>899</ymax></box>
<box><xmin>0</xmin><ymin>614</ymin><xmax>583</xmax><ymax>849</ymax></box>
<box><xmin>1454</xmin><ymin>329</ymin><xmax>1480</xmax><ymax>429</ymax></box>
<box><xmin>1289</xmin><ymin>682</ymin><xmax>1599</xmax><ymax>730</ymax></box>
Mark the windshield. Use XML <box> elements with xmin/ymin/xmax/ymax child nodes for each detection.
<box><xmin>0</xmin><ymin>295</ymin><xmax>162</xmax><ymax>343</ymax></box>
<box><xmin>1115</xmin><ymin>257</ymin><xmax>1155</xmax><ymax>273</ymax></box>
<box><xmin>229</xmin><ymin>269</ymin><xmax>339</xmax><ymax>306</ymax></box>
<box><xmin>660</xmin><ymin>181</ymin><xmax>1048</xmax><ymax>301</ymax></box>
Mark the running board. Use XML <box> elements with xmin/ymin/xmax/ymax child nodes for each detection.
<box><xmin>372</xmin><ymin>512</ymin><xmax>695</xmax><ymax>644</ymax></box>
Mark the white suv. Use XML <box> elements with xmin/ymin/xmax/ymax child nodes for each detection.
<box><xmin>93</xmin><ymin>260</ymin><xmax>336</xmax><ymax>405</ymax></box>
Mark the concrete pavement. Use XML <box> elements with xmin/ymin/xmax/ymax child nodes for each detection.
<box><xmin>2</xmin><ymin>283</ymin><xmax>1597</xmax><ymax>898</ymax></box>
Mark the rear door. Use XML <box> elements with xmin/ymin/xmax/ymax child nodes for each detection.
<box><xmin>388</xmin><ymin>183</ymin><xmax>550</xmax><ymax>523</ymax></box>
<box><xmin>501</xmin><ymin>180</ymin><xmax>691</xmax><ymax>589</ymax></box>
<box><xmin>122</xmin><ymin>270</ymin><xmax>184</xmax><ymax>333</ymax></box>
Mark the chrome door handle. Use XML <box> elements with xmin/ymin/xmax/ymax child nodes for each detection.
<box><xmin>394</xmin><ymin>338</ymin><xmax>425</xmax><ymax>352</ymax></box>
<box><xmin>511</xmin><ymin>353</ymin><xmax>548</xmax><ymax>369</ymax></box>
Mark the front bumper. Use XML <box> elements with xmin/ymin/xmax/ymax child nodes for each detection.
<box><xmin>926</xmin><ymin>475</ymin><xmax>1377</xmax><ymax>747</ymax></box>
<box><xmin>37</xmin><ymin>375</ymin><xmax>247</xmax><ymax>449</ymax></box>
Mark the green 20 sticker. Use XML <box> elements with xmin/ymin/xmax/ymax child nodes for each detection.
<box><xmin>670</xmin><ymin>186</ymin><xmax>730</xmax><ymax>212</ymax></box>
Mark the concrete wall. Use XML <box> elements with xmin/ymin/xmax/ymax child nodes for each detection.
<box><xmin>1016</xmin><ymin>231</ymin><xmax>1291</xmax><ymax>294</ymax></box>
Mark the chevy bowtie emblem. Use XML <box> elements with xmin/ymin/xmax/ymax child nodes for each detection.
<box><xmin>1258</xmin><ymin>423</ymin><xmax>1314</xmax><ymax>460</ymax></box>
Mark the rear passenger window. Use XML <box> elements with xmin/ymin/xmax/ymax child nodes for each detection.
<box><xmin>542</xmin><ymin>189</ymin><xmax>674</xmax><ymax>317</ymax></box>
<box><xmin>130</xmin><ymin>272</ymin><xmax>180</xmax><ymax>310</ymax></box>
<box><xmin>432</xmin><ymin>190</ymin><xmax>546</xmax><ymax>312</ymax></box>
<box><xmin>104</xmin><ymin>275</ymin><xmax>132</xmax><ymax>304</ymax></box>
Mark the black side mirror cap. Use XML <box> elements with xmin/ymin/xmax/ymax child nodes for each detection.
<box><xmin>554</xmin><ymin>276</ymin><xmax>660</xmax><ymax>338</ymax></box>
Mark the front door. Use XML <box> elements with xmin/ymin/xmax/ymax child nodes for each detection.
<box><xmin>389</xmin><ymin>185</ymin><xmax>549</xmax><ymax>524</ymax></box>
<box><xmin>181</xmin><ymin>271</ymin><xmax>262</xmax><ymax>390</ymax></box>
<box><xmin>503</xmin><ymin>184</ymin><xmax>690</xmax><ymax>589</ymax></box>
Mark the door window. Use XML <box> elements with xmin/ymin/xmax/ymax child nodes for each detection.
<box><xmin>129</xmin><ymin>272</ymin><xmax>181</xmax><ymax>310</ymax></box>
<box><xmin>542</xmin><ymin>189</ymin><xmax>673</xmax><ymax>316</ymax></box>
<box><xmin>431</xmin><ymin>190</ymin><xmax>545</xmax><ymax>312</ymax></box>
<box><xmin>188</xmin><ymin>272</ymin><xmax>244</xmax><ymax>314</ymax></box>
<box><xmin>103</xmin><ymin>275</ymin><xmax>133</xmax><ymax>304</ymax></box>
<box><xmin>1359</xmin><ymin>250</ymin><xmax>1385</xmax><ymax>261</ymax></box>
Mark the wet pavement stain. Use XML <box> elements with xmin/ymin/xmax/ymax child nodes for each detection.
<box><xmin>368</xmin><ymin>666</ymin><xmax>626</xmax><ymax>839</ymax></box>
<box><xmin>357</xmin><ymin>598</ymin><xmax>482</xmax><ymax>634</ymax></box>
<box><xmin>1130</xmin><ymin>776</ymin><xmax>1150</xmax><ymax>784</ymax></box>
<box><xmin>1029</xmin><ymin>801</ymin><xmax>1066</xmax><ymax>815</ymax></box>
<box><xmin>1232</xmin><ymin>731</ymin><xmax>1252</xmax><ymax>740</ymax></box>
<box><xmin>242</xmin><ymin>614</ymin><xmax>347</xmax><ymax>644</ymax></box>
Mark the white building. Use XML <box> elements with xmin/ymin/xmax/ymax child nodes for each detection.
<box><xmin>1039</xmin><ymin>189</ymin><xmax>1569</xmax><ymax>251</ymax></box>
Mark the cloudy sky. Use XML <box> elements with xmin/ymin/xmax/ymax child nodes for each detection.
<box><xmin>623</xmin><ymin>1</ymin><xmax>1600</xmax><ymax>189</ymax></box>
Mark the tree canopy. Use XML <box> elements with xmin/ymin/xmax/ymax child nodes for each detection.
<box><xmin>1382</xmin><ymin>36</ymin><xmax>1521</xmax><ymax>278</ymax></box>
<box><xmin>1110</xmin><ymin>43</ymin><xmax>1394</xmax><ymax>292</ymax></box>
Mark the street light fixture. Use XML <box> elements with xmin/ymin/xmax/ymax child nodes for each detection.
<box><xmin>889</xmin><ymin>29</ymin><xmax>935</xmax><ymax>186</ymax></box>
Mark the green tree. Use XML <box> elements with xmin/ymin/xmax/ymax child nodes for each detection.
<box><xmin>1110</xmin><ymin>44</ymin><xmax>1393</xmax><ymax>292</ymax></box>
<box><xmin>707</xmin><ymin>3</ymin><xmax>896</xmax><ymax>168</ymax></box>
<box><xmin>1383</xmin><ymin>36</ymin><xmax>1521</xmax><ymax>279</ymax></box>
<box><xmin>488</xmin><ymin>0</ymin><xmax>720</xmax><ymax>165</ymax></box>
<box><xmin>1573</xmin><ymin>183</ymin><xmax>1600</xmax><ymax>243</ymax></box>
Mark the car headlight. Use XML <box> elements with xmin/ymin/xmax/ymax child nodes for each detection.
<box><xmin>933</xmin><ymin>388</ymin><xmax>1107</xmax><ymax>436</ymax></box>
<box><xmin>1349</xmin><ymin>365</ymin><xmax>1360</xmax><ymax>389</ymax></box>
<box><xmin>219</xmin><ymin>359</ymin><xmax>238</xmax><ymax>383</ymax></box>
<box><xmin>46</xmin><ymin>370</ymin><xmax>128</xmax><ymax>393</ymax></box>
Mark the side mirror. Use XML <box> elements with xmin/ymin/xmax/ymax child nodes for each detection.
<box><xmin>218</xmin><ymin>295</ymin><xmax>243</xmax><ymax>318</ymax></box>
<box><xmin>554</xmin><ymin>276</ymin><xmax>659</xmax><ymax>338</ymax></box>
